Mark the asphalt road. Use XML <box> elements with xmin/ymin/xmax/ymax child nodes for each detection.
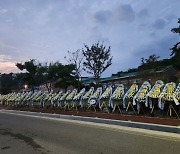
<box><xmin>0</xmin><ymin>110</ymin><xmax>180</xmax><ymax>154</ymax></box>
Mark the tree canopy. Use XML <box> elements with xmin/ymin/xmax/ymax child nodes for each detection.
<box><xmin>137</xmin><ymin>18</ymin><xmax>180</xmax><ymax>71</ymax></box>
<box><xmin>0</xmin><ymin>73</ymin><xmax>18</xmax><ymax>94</ymax></box>
<box><xmin>170</xmin><ymin>18</ymin><xmax>180</xmax><ymax>69</ymax></box>
<box><xmin>45</xmin><ymin>62</ymin><xmax>77</xmax><ymax>91</ymax></box>
<box><xmin>82</xmin><ymin>42</ymin><xmax>113</xmax><ymax>84</ymax></box>
<box><xmin>171</xmin><ymin>18</ymin><xmax>180</xmax><ymax>57</ymax></box>
<box><xmin>141</xmin><ymin>54</ymin><xmax>160</xmax><ymax>64</ymax></box>
<box><xmin>16</xmin><ymin>60</ymin><xmax>78</xmax><ymax>92</ymax></box>
<box><xmin>16</xmin><ymin>59</ymin><xmax>39</xmax><ymax>91</ymax></box>
<box><xmin>64</xmin><ymin>50</ymin><xmax>84</xmax><ymax>90</ymax></box>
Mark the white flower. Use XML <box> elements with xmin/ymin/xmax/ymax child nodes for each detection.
<box><xmin>90</xmin><ymin>87</ymin><xmax>102</xmax><ymax>99</ymax></box>
<box><xmin>83</xmin><ymin>87</ymin><xmax>94</xmax><ymax>100</ymax></box>
<box><xmin>44</xmin><ymin>92</ymin><xmax>53</xmax><ymax>101</ymax></box>
<box><xmin>126</xmin><ymin>84</ymin><xmax>138</xmax><ymax>99</ymax></box>
<box><xmin>48</xmin><ymin>93</ymin><xmax>57</xmax><ymax>101</ymax></box>
<box><xmin>101</xmin><ymin>87</ymin><xmax>112</xmax><ymax>99</ymax></box>
<box><xmin>60</xmin><ymin>90</ymin><xmax>71</xmax><ymax>101</ymax></box>
<box><xmin>135</xmin><ymin>81</ymin><xmax>151</xmax><ymax>103</ymax></box>
<box><xmin>53</xmin><ymin>91</ymin><xmax>63</xmax><ymax>101</ymax></box>
<box><xmin>66</xmin><ymin>89</ymin><xmax>77</xmax><ymax>101</ymax></box>
<box><xmin>148</xmin><ymin>80</ymin><xmax>164</xmax><ymax>98</ymax></box>
<box><xmin>112</xmin><ymin>85</ymin><xmax>124</xmax><ymax>100</ymax></box>
<box><xmin>159</xmin><ymin>82</ymin><xmax>176</xmax><ymax>102</ymax></box>
<box><xmin>73</xmin><ymin>88</ymin><xmax>85</xmax><ymax>100</ymax></box>
<box><xmin>173</xmin><ymin>83</ymin><xmax>180</xmax><ymax>100</ymax></box>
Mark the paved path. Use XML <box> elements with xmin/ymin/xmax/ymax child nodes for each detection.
<box><xmin>0</xmin><ymin>110</ymin><xmax>180</xmax><ymax>154</ymax></box>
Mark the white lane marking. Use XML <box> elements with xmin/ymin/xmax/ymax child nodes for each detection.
<box><xmin>0</xmin><ymin>110</ymin><xmax>180</xmax><ymax>142</ymax></box>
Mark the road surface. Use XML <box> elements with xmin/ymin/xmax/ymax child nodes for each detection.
<box><xmin>0</xmin><ymin>110</ymin><xmax>180</xmax><ymax>154</ymax></box>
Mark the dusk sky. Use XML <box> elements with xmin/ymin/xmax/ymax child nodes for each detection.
<box><xmin>0</xmin><ymin>0</ymin><xmax>180</xmax><ymax>77</ymax></box>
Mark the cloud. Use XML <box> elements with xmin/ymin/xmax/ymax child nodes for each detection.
<box><xmin>137</xmin><ymin>9</ymin><xmax>149</xmax><ymax>18</ymax></box>
<box><xmin>0</xmin><ymin>42</ymin><xmax>22</xmax><ymax>60</ymax></box>
<box><xmin>115</xmin><ymin>4</ymin><xmax>135</xmax><ymax>22</ymax></box>
<box><xmin>152</xmin><ymin>18</ymin><xmax>167</xmax><ymax>30</ymax></box>
<box><xmin>107</xmin><ymin>34</ymin><xmax>177</xmax><ymax>73</ymax></box>
<box><xmin>0</xmin><ymin>62</ymin><xmax>18</xmax><ymax>73</ymax></box>
<box><xmin>92</xmin><ymin>3</ymin><xmax>135</xmax><ymax>25</ymax></box>
<box><xmin>0</xmin><ymin>0</ymin><xmax>180</xmax><ymax>76</ymax></box>
<box><xmin>0</xmin><ymin>8</ymin><xmax>7</xmax><ymax>14</ymax></box>
<box><xmin>0</xmin><ymin>54</ymin><xmax>13</xmax><ymax>62</ymax></box>
<box><xmin>165</xmin><ymin>14</ymin><xmax>176</xmax><ymax>22</ymax></box>
<box><xmin>93</xmin><ymin>10</ymin><xmax>112</xmax><ymax>24</ymax></box>
<box><xmin>133</xmin><ymin>34</ymin><xmax>178</xmax><ymax>59</ymax></box>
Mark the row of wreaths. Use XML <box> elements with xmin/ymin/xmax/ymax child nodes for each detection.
<box><xmin>0</xmin><ymin>80</ymin><xmax>179</xmax><ymax>111</ymax></box>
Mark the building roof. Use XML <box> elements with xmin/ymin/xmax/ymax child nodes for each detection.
<box><xmin>82</xmin><ymin>72</ymin><xmax>138</xmax><ymax>85</ymax></box>
<box><xmin>82</xmin><ymin>66</ymin><xmax>176</xmax><ymax>85</ymax></box>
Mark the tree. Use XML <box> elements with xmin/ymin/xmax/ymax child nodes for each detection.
<box><xmin>170</xmin><ymin>18</ymin><xmax>180</xmax><ymax>57</ymax></box>
<box><xmin>170</xmin><ymin>18</ymin><xmax>180</xmax><ymax>69</ymax></box>
<box><xmin>64</xmin><ymin>50</ymin><xmax>84</xmax><ymax>90</ymax></box>
<box><xmin>54</xmin><ymin>64</ymin><xmax>78</xmax><ymax>90</ymax></box>
<box><xmin>16</xmin><ymin>60</ymin><xmax>79</xmax><ymax>92</ymax></box>
<box><xmin>16</xmin><ymin>59</ymin><xmax>38</xmax><ymax>91</ymax></box>
<box><xmin>170</xmin><ymin>42</ymin><xmax>180</xmax><ymax>57</ymax></box>
<box><xmin>0</xmin><ymin>73</ymin><xmax>18</xmax><ymax>94</ymax></box>
<box><xmin>45</xmin><ymin>62</ymin><xmax>77</xmax><ymax>91</ymax></box>
<box><xmin>171</xmin><ymin>18</ymin><xmax>180</xmax><ymax>34</ymax></box>
<box><xmin>36</xmin><ymin>62</ymin><xmax>49</xmax><ymax>91</ymax></box>
<box><xmin>82</xmin><ymin>42</ymin><xmax>113</xmax><ymax>84</ymax></box>
<box><xmin>141</xmin><ymin>54</ymin><xmax>160</xmax><ymax>64</ymax></box>
<box><xmin>139</xmin><ymin>54</ymin><xmax>160</xmax><ymax>70</ymax></box>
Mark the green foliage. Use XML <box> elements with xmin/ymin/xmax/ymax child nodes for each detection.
<box><xmin>170</xmin><ymin>18</ymin><xmax>180</xmax><ymax>69</ymax></box>
<box><xmin>141</xmin><ymin>54</ymin><xmax>160</xmax><ymax>65</ymax></box>
<box><xmin>138</xmin><ymin>18</ymin><xmax>180</xmax><ymax>71</ymax></box>
<box><xmin>64</xmin><ymin>50</ymin><xmax>84</xmax><ymax>78</ymax></box>
<box><xmin>127</xmin><ymin>68</ymin><xmax>138</xmax><ymax>73</ymax></box>
<box><xmin>82</xmin><ymin>42</ymin><xmax>113</xmax><ymax>83</ymax></box>
<box><xmin>46</xmin><ymin>62</ymin><xmax>77</xmax><ymax>90</ymax></box>
<box><xmin>139</xmin><ymin>54</ymin><xmax>161</xmax><ymax>70</ymax></box>
<box><xmin>170</xmin><ymin>18</ymin><xmax>180</xmax><ymax>58</ymax></box>
<box><xmin>16</xmin><ymin>59</ymin><xmax>37</xmax><ymax>74</ymax></box>
<box><xmin>171</xmin><ymin>18</ymin><xmax>180</xmax><ymax>34</ymax></box>
<box><xmin>16</xmin><ymin>59</ymin><xmax>39</xmax><ymax>90</ymax></box>
<box><xmin>0</xmin><ymin>73</ymin><xmax>18</xmax><ymax>94</ymax></box>
<box><xmin>170</xmin><ymin>18</ymin><xmax>180</xmax><ymax>57</ymax></box>
<box><xmin>64</xmin><ymin>50</ymin><xmax>84</xmax><ymax>90</ymax></box>
<box><xmin>170</xmin><ymin>42</ymin><xmax>180</xmax><ymax>57</ymax></box>
<box><xmin>16</xmin><ymin>60</ymin><xmax>78</xmax><ymax>91</ymax></box>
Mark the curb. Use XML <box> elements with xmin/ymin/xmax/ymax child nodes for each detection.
<box><xmin>2</xmin><ymin>109</ymin><xmax>180</xmax><ymax>134</ymax></box>
<box><xmin>43</xmin><ymin>112</ymin><xmax>180</xmax><ymax>134</ymax></box>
